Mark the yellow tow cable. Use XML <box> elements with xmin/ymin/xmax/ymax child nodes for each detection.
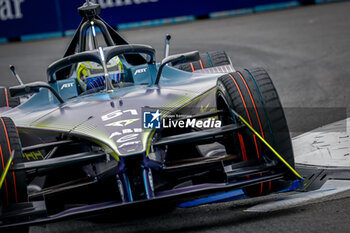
<box><xmin>0</xmin><ymin>150</ymin><xmax>15</xmax><ymax>190</ymax></box>
<box><xmin>230</xmin><ymin>109</ymin><xmax>303</xmax><ymax>180</ymax></box>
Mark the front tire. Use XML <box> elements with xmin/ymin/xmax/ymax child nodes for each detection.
<box><xmin>216</xmin><ymin>68</ymin><xmax>294</xmax><ymax>197</ymax></box>
<box><xmin>0</xmin><ymin>117</ymin><xmax>28</xmax><ymax>233</ymax></box>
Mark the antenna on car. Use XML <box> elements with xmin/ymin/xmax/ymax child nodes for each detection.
<box><xmin>9</xmin><ymin>65</ymin><xmax>24</xmax><ymax>86</ymax></box>
<box><xmin>164</xmin><ymin>34</ymin><xmax>171</xmax><ymax>58</ymax></box>
<box><xmin>98</xmin><ymin>47</ymin><xmax>114</xmax><ymax>92</ymax></box>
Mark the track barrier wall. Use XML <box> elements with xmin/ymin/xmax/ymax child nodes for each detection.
<box><xmin>0</xmin><ymin>0</ymin><xmax>348</xmax><ymax>42</ymax></box>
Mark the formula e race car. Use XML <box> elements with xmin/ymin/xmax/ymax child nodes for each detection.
<box><xmin>0</xmin><ymin>1</ymin><xmax>297</xmax><ymax>232</ymax></box>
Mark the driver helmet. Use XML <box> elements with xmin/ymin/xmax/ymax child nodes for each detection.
<box><xmin>76</xmin><ymin>56</ymin><xmax>124</xmax><ymax>91</ymax></box>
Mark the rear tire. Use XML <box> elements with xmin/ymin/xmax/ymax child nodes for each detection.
<box><xmin>176</xmin><ymin>51</ymin><xmax>231</xmax><ymax>72</ymax></box>
<box><xmin>0</xmin><ymin>117</ymin><xmax>28</xmax><ymax>233</ymax></box>
<box><xmin>0</xmin><ymin>87</ymin><xmax>20</xmax><ymax>108</ymax></box>
<box><xmin>216</xmin><ymin>68</ymin><xmax>294</xmax><ymax>197</ymax></box>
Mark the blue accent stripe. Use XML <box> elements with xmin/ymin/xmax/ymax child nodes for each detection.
<box><xmin>0</xmin><ymin>38</ymin><xmax>7</xmax><ymax>44</ymax></box>
<box><xmin>122</xmin><ymin>173</ymin><xmax>133</xmax><ymax>202</ymax></box>
<box><xmin>21</xmin><ymin>32</ymin><xmax>63</xmax><ymax>41</ymax></box>
<box><xmin>178</xmin><ymin>179</ymin><xmax>301</xmax><ymax>208</ymax></box>
<box><xmin>118</xmin><ymin>16</ymin><xmax>195</xmax><ymax>30</ymax></box>
<box><xmin>64</xmin><ymin>30</ymin><xmax>76</xmax><ymax>37</ymax></box>
<box><xmin>232</xmin><ymin>114</ymin><xmax>237</xmax><ymax>124</ymax></box>
<box><xmin>315</xmin><ymin>0</ymin><xmax>345</xmax><ymax>2</ymax></box>
<box><xmin>210</xmin><ymin>8</ymin><xmax>253</xmax><ymax>19</ymax></box>
<box><xmin>254</xmin><ymin>1</ymin><xmax>300</xmax><ymax>12</ymax></box>
<box><xmin>206</xmin><ymin>52</ymin><xmax>213</xmax><ymax>67</ymax></box>
<box><xmin>276</xmin><ymin>179</ymin><xmax>303</xmax><ymax>193</ymax></box>
<box><xmin>178</xmin><ymin>189</ymin><xmax>246</xmax><ymax>208</ymax></box>
<box><xmin>210</xmin><ymin>1</ymin><xmax>299</xmax><ymax>19</ymax></box>
<box><xmin>142</xmin><ymin>168</ymin><xmax>151</xmax><ymax>199</ymax></box>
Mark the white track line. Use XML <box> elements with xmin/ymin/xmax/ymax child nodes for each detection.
<box><xmin>293</xmin><ymin>118</ymin><xmax>350</xmax><ymax>167</ymax></box>
<box><xmin>245</xmin><ymin>179</ymin><xmax>350</xmax><ymax>212</ymax></box>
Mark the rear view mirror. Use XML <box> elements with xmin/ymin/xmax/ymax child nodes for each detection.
<box><xmin>164</xmin><ymin>51</ymin><xmax>200</xmax><ymax>66</ymax></box>
<box><xmin>10</xmin><ymin>83</ymin><xmax>41</xmax><ymax>97</ymax></box>
<box><xmin>9</xmin><ymin>82</ymin><xmax>64</xmax><ymax>104</ymax></box>
<box><xmin>155</xmin><ymin>51</ymin><xmax>200</xmax><ymax>85</ymax></box>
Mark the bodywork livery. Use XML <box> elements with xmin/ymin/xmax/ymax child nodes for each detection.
<box><xmin>0</xmin><ymin>2</ymin><xmax>295</xmax><ymax>230</ymax></box>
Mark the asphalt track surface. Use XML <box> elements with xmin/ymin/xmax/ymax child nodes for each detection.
<box><xmin>0</xmin><ymin>2</ymin><xmax>350</xmax><ymax>232</ymax></box>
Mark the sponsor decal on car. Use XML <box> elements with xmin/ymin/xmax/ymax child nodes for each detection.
<box><xmin>105</xmin><ymin>118</ymin><xmax>140</xmax><ymax>127</ymax></box>
<box><xmin>23</xmin><ymin>150</ymin><xmax>44</xmax><ymax>160</ymax></box>
<box><xmin>101</xmin><ymin>109</ymin><xmax>137</xmax><ymax>121</ymax></box>
<box><xmin>162</xmin><ymin>118</ymin><xmax>221</xmax><ymax>128</ymax></box>
<box><xmin>142</xmin><ymin>108</ymin><xmax>222</xmax><ymax>129</ymax></box>
<box><xmin>143</xmin><ymin>110</ymin><xmax>161</xmax><ymax>129</ymax></box>
<box><xmin>101</xmin><ymin>109</ymin><xmax>142</xmax><ymax>152</ymax></box>
<box><xmin>134</xmin><ymin>68</ymin><xmax>147</xmax><ymax>76</ymax></box>
<box><xmin>60</xmin><ymin>82</ymin><xmax>74</xmax><ymax>90</ymax></box>
<box><xmin>109</xmin><ymin>128</ymin><xmax>142</xmax><ymax>138</ymax></box>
